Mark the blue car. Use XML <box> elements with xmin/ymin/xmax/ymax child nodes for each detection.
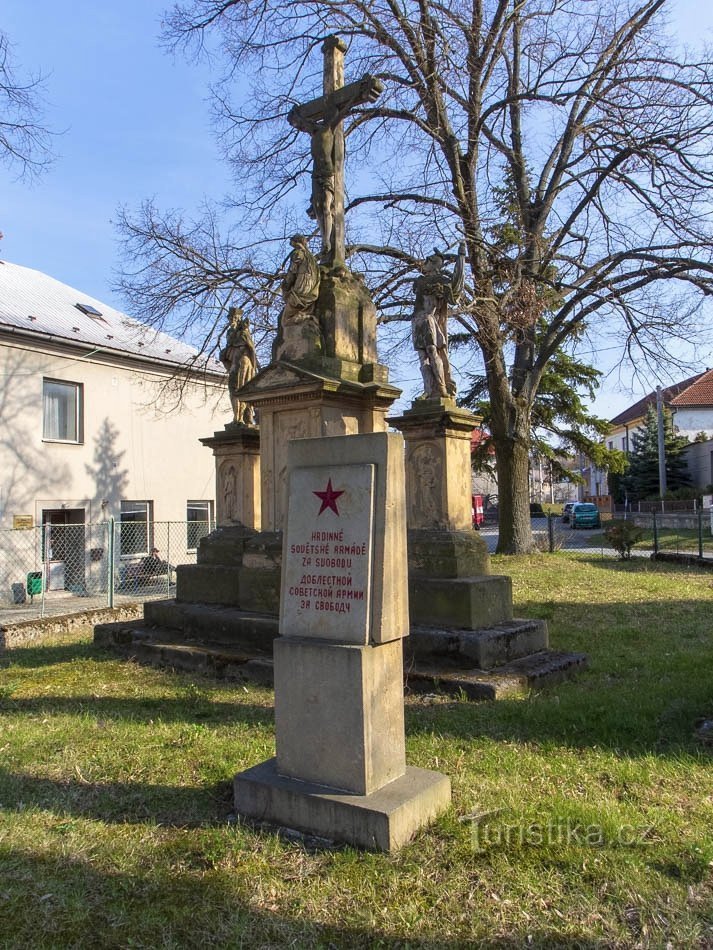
<box><xmin>570</xmin><ymin>503</ymin><xmax>601</xmax><ymax>529</ymax></box>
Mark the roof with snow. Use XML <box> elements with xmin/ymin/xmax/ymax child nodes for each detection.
<box><xmin>609</xmin><ymin>370</ymin><xmax>713</xmax><ymax>426</ymax></box>
<box><xmin>0</xmin><ymin>259</ymin><xmax>223</xmax><ymax>375</ymax></box>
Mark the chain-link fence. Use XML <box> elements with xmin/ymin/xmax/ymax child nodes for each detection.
<box><xmin>482</xmin><ymin>510</ymin><xmax>713</xmax><ymax>560</ymax></box>
<box><xmin>0</xmin><ymin>520</ymin><xmax>213</xmax><ymax>625</ymax></box>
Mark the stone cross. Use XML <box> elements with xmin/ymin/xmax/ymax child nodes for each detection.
<box><xmin>288</xmin><ymin>36</ymin><xmax>383</xmax><ymax>267</ymax></box>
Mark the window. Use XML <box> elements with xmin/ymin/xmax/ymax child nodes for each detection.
<box><xmin>187</xmin><ymin>500</ymin><xmax>214</xmax><ymax>551</ymax></box>
<box><xmin>43</xmin><ymin>379</ymin><xmax>83</xmax><ymax>442</ymax></box>
<box><xmin>120</xmin><ymin>501</ymin><xmax>153</xmax><ymax>556</ymax></box>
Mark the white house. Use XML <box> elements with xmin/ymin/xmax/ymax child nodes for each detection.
<box><xmin>0</xmin><ymin>260</ymin><xmax>228</xmax><ymax>600</ymax></box>
<box><xmin>585</xmin><ymin>369</ymin><xmax>713</xmax><ymax>497</ymax></box>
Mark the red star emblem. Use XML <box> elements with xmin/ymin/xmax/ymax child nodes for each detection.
<box><xmin>313</xmin><ymin>478</ymin><xmax>344</xmax><ymax>516</ymax></box>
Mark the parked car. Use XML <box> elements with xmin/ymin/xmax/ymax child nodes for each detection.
<box><xmin>561</xmin><ymin>502</ymin><xmax>576</xmax><ymax>524</ymax></box>
<box><xmin>570</xmin><ymin>502</ymin><xmax>601</xmax><ymax>529</ymax></box>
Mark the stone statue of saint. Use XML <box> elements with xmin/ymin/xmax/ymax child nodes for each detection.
<box><xmin>411</xmin><ymin>243</ymin><xmax>466</xmax><ymax>399</ymax></box>
<box><xmin>272</xmin><ymin>235</ymin><xmax>323</xmax><ymax>362</ymax></box>
<box><xmin>219</xmin><ymin>306</ymin><xmax>257</xmax><ymax>425</ymax></box>
<box><xmin>281</xmin><ymin>234</ymin><xmax>321</xmax><ymax>323</ymax></box>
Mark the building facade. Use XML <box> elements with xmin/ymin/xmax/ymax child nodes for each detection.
<box><xmin>0</xmin><ymin>260</ymin><xmax>227</xmax><ymax>600</ymax></box>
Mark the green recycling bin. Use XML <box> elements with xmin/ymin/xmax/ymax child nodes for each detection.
<box><xmin>27</xmin><ymin>571</ymin><xmax>43</xmax><ymax>598</ymax></box>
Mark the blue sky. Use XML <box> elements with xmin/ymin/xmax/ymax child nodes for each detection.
<box><xmin>3</xmin><ymin>0</ymin><xmax>713</xmax><ymax>418</ymax></box>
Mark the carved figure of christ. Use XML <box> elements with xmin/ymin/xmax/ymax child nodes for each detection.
<box><xmin>288</xmin><ymin>36</ymin><xmax>383</xmax><ymax>266</ymax></box>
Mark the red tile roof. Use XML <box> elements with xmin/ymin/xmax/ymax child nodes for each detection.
<box><xmin>609</xmin><ymin>371</ymin><xmax>710</xmax><ymax>426</ymax></box>
<box><xmin>670</xmin><ymin>368</ymin><xmax>713</xmax><ymax>407</ymax></box>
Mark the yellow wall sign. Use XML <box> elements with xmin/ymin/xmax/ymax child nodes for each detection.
<box><xmin>13</xmin><ymin>515</ymin><xmax>34</xmax><ymax>529</ymax></box>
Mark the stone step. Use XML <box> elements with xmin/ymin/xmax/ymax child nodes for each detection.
<box><xmin>143</xmin><ymin>600</ymin><xmax>278</xmax><ymax>653</ymax></box>
<box><xmin>408</xmin><ymin>618</ymin><xmax>548</xmax><ymax>670</ymax></box>
<box><xmin>409</xmin><ymin>575</ymin><xmax>513</xmax><ymax>629</ymax></box>
<box><xmin>93</xmin><ymin>622</ymin><xmax>586</xmax><ymax>700</ymax></box>
<box><xmin>406</xmin><ymin>650</ymin><xmax>589</xmax><ymax>701</ymax></box>
<box><xmin>99</xmin><ymin>606</ymin><xmax>547</xmax><ymax>671</ymax></box>
<box><xmin>94</xmin><ymin>620</ymin><xmax>274</xmax><ymax>685</ymax></box>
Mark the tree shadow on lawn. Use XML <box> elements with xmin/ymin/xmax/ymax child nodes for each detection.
<box><xmin>0</xmin><ymin>692</ymin><xmax>273</xmax><ymax>726</ymax></box>
<box><xmin>0</xmin><ymin>832</ymin><xmax>611</xmax><ymax>949</ymax></box>
<box><xmin>567</xmin><ymin>553</ymin><xmax>713</xmax><ymax>576</ymax></box>
<box><xmin>0</xmin><ymin>767</ymin><xmax>236</xmax><ymax>828</ymax></box>
<box><xmin>1</xmin><ymin>847</ymin><xmax>503</xmax><ymax>949</ymax></box>
<box><xmin>407</xmin><ymin>590</ymin><xmax>713</xmax><ymax>758</ymax></box>
<box><xmin>0</xmin><ymin>640</ymin><xmax>129</xmax><ymax>670</ymax></box>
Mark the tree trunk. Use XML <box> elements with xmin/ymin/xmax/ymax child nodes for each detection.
<box><xmin>489</xmin><ymin>393</ymin><xmax>535</xmax><ymax>554</ymax></box>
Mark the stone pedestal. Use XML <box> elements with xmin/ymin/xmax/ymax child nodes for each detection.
<box><xmin>237</xmin><ymin>361</ymin><xmax>399</xmax><ymax>531</ymax></box>
<box><xmin>274</xmin><ymin>637</ymin><xmax>406</xmax><ymax>795</ymax></box>
<box><xmin>390</xmin><ymin>399</ymin><xmax>512</xmax><ymax>630</ymax></box>
<box><xmin>233</xmin><ymin>432</ymin><xmax>451</xmax><ymax>851</ymax></box>
<box><xmin>390</xmin><ymin>398</ymin><xmax>477</xmax><ymax>533</ymax></box>
<box><xmin>175</xmin><ymin>425</ymin><xmax>261</xmax><ymax>607</ymax></box>
<box><xmin>199</xmin><ymin>423</ymin><xmax>261</xmax><ymax>530</ymax></box>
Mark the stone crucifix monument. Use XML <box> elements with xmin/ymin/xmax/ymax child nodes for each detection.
<box><xmin>237</xmin><ymin>36</ymin><xmax>398</xmax><ymax>536</ymax></box>
<box><xmin>288</xmin><ymin>35</ymin><xmax>383</xmax><ymax>268</ymax></box>
<box><xmin>234</xmin><ymin>432</ymin><xmax>451</xmax><ymax>851</ymax></box>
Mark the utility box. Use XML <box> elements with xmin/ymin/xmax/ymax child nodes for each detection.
<box><xmin>12</xmin><ymin>583</ymin><xmax>26</xmax><ymax>604</ymax></box>
<box><xmin>27</xmin><ymin>571</ymin><xmax>43</xmax><ymax>599</ymax></box>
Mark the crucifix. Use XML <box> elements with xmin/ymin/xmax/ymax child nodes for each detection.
<box><xmin>288</xmin><ymin>36</ymin><xmax>383</xmax><ymax>268</ymax></box>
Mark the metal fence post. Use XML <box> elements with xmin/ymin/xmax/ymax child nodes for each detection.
<box><xmin>166</xmin><ymin>521</ymin><xmax>172</xmax><ymax>598</ymax></box>
<box><xmin>41</xmin><ymin>523</ymin><xmax>50</xmax><ymax>619</ymax></box>
<box><xmin>548</xmin><ymin>513</ymin><xmax>555</xmax><ymax>553</ymax></box>
<box><xmin>698</xmin><ymin>509</ymin><xmax>704</xmax><ymax>560</ymax></box>
<box><xmin>652</xmin><ymin>511</ymin><xmax>658</xmax><ymax>555</ymax></box>
<box><xmin>108</xmin><ymin>517</ymin><xmax>115</xmax><ymax>608</ymax></box>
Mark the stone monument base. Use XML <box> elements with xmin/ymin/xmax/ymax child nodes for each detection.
<box><xmin>233</xmin><ymin>759</ymin><xmax>451</xmax><ymax>852</ymax></box>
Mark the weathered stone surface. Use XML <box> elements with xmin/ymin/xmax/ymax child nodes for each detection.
<box><xmin>93</xmin><ymin>616</ymin><xmax>586</xmax><ymax>695</ymax></box>
<box><xmin>2</xmin><ymin>604</ymin><xmax>142</xmax><ymax>651</ymax></box>
<box><xmin>281</xmin><ymin>433</ymin><xmax>408</xmax><ymax>645</ymax></box>
<box><xmin>407</xmin><ymin>650</ymin><xmax>589</xmax><ymax>701</ymax></box>
<box><xmin>408</xmin><ymin>618</ymin><xmax>547</xmax><ymax>669</ymax></box>
<box><xmin>200</xmin><ymin>422</ymin><xmax>260</xmax><ymax>530</ymax></box>
<box><xmin>238</xmin><ymin>567</ymin><xmax>281</xmax><ymax>614</ymax></box>
<box><xmin>237</xmin><ymin>362</ymin><xmax>399</xmax><ymax>532</ymax></box>
<box><xmin>317</xmin><ymin>269</ymin><xmax>378</xmax><ymax>366</ymax></box>
<box><xmin>143</xmin><ymin>600</ymin><xmax>278</xmax><ymax>652</ymax></box>
<box><xmin>274</xmin><ymin>637</ymin><xmax>406</xmax><ymax>795</ymax></box>
<box><xmin>175</xmin><ymin>565</ymin><xmax>241</xmax><ymax>606</ymax></box>
<box><xmin>408</xmin><ymin>529</ymin><xmax>490</xmax><ymax>578</ymax></box>
<box><xmin>196</xmin><ymin>525</ymin><xmax>256</xmax><ymax>567</ymax></box>
<box><xmin>409</xmin><ymin>575</ymin><xmax>513</xmax><ymax>629</ymax></box>
<box><xmin>234</xmin><ymin>759</ymin><xmax>451</xmax><ymax>852</ymax></box>
<box><xmin>390</xmin><ymin>400</ymin><xmax>479</xmax><ymax>533</ymax></box>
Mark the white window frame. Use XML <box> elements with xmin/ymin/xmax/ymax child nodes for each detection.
<box><xmin>119</xmin><ymin>500</ymin><xmax>153</xmax><ymax>557</ymax></box>
<box><xmin>42</xmin><ymin>378</ymin><xmax>83</xmax><ymax>443</ymax></box>
<box><xmin>186</xmin><ymin>500</ymin><xmax>214</xmax><ymax>552</ymax></box>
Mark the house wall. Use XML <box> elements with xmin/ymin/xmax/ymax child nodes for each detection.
<box><xmin>0</xmin><ymin>338</ymin><xmax>225</xmax><ymax>529</ymax></box>
<box><xmin>671</xmin><ymin>408</ymin><xmax>713</xmax><ymax>441</ymax></box>
<box><xmin>684</xmin><ymin>439</ymin><xmax>713</xmax><ymax>490</ymax></box>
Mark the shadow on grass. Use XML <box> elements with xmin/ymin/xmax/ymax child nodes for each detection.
<box><xmin>0</xmin><ymin>641</ymin><xmax>121</xmax><ymax>669</ymax></box>
<box><xmin>0</xmin><ymin>839</ymin><xmax>611</xmax><ymax>948</ymax></box>
<box><xmin>0</xmin><ymin>693</ymin><xmax>273</xmax><ymax>726</ymax></box>
<box><xmin>0</xmin><ymin>767</ymin><xmax>234</xmax><ymax>827</ymax></box>
<box><xmin>407</xmin><ymin>584</ymin><xmax>713</xmax><ymax>758</ymax></box>
<box><xmin>567</xmin><ymin>553</ymin><xmax>713</xmax><ymax>575</ymax></box>
<box><xmin>0</xmin><ymin>847</ymin><xmax>487</xmax><ymax>949</ymax></box>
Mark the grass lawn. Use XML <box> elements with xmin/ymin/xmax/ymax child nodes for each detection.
<box><xmin>1</xmin><ymin>554</ymin><xmax>712</xmax><ymax>948</ymax></box>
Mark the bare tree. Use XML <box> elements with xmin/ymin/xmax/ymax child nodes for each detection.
<box><xmin>0</xmin><ymin>30</ymin><xmax>53</xmax><ymax>178</ymax></box>
<box><xmin>119</xmin><ymin>0</ymin><xmax>713</xmax><ymax>552</ymax></box>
